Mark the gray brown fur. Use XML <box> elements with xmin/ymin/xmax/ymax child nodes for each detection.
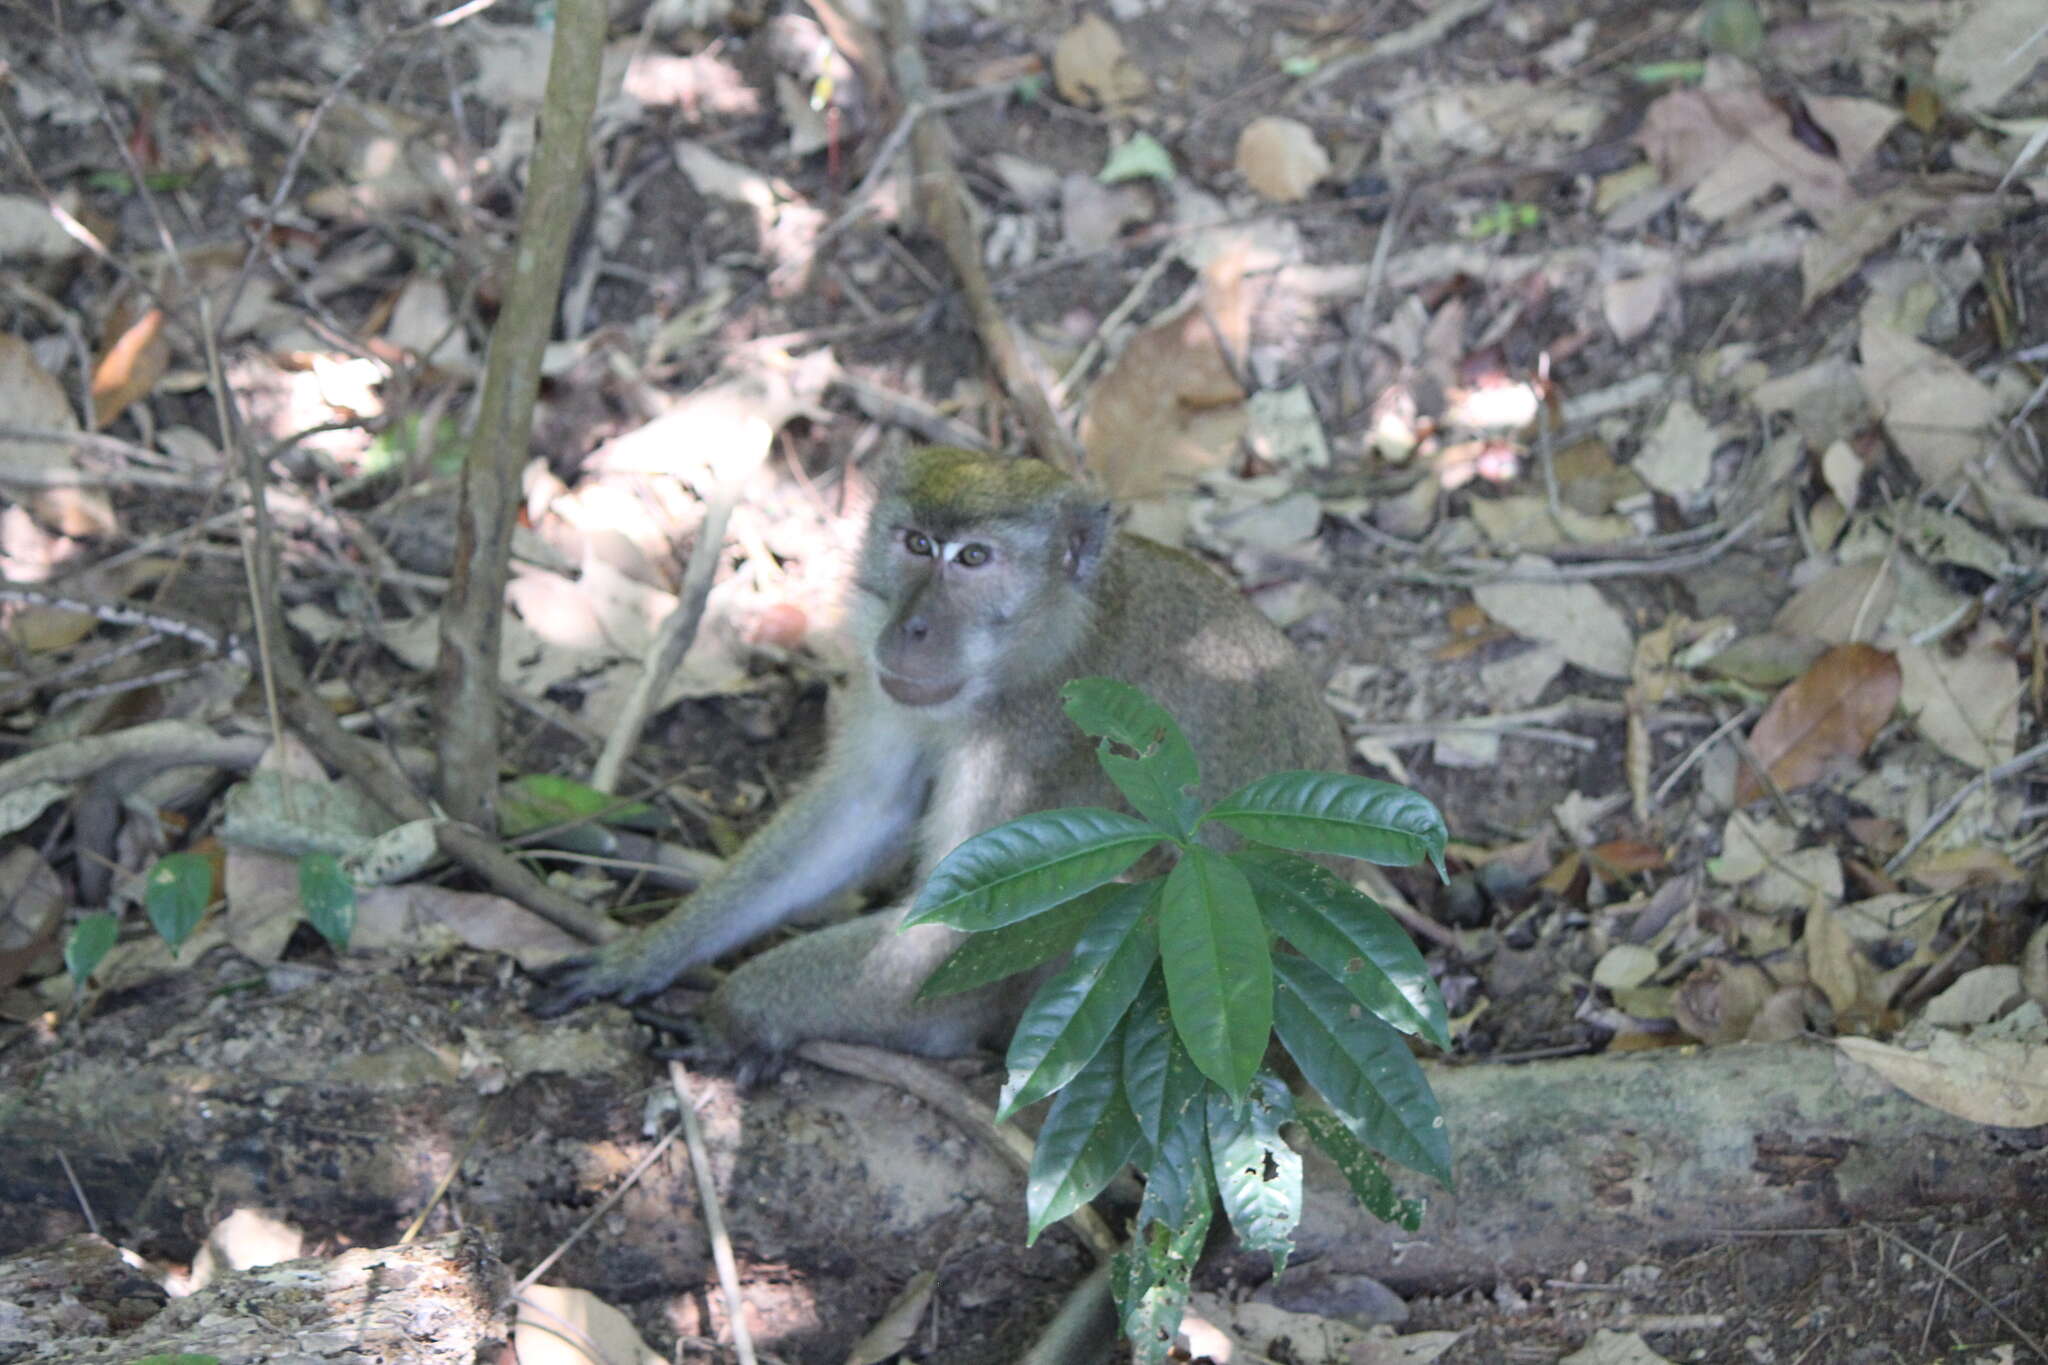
<box><xmin>531</xmin><ymin>449</ymin><xmax>1345</xmax><ymax>1061</ymax></box>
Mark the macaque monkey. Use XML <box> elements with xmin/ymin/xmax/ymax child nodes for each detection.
<box><xmin>530</xmin><ymin>448</ymin><xmax>1346</xmax><ymax>1058</ymax></box>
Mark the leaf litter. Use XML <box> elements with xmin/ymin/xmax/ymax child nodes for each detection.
<box><xmin>1</xmin><ymin>0</ymin><xmax>2045</xmax><ymax>1358</ymax></box>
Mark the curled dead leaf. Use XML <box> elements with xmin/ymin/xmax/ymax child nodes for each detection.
<box><xmin>1053</xmin><ymin>15</ymin><xmax>1148</xmax><ymax>109</ymax></box>
<box><xmin>1672</xmin><ymin>959</ymin><xmax>1773</xmax><ymax>1045</ymax></box>
<box><xmin>1235</xmin><ymin>116</ymin><xmax>1330</xmax><ymax>203</ymax></box>
<box><xmin>91</xmin><ymin>306</ymin><xmax>169</xmax><ymax>429</ymax></box>
<box><xmin>1736</xmin><ymin>643</ymin><xmax>1900</xmax><ymax>805</ymax></box>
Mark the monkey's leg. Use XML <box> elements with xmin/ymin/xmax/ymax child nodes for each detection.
<box><xmin>709</xmin><ymin>913</ymin><xmax>1013</xmax><ymax>1059</ymax></box>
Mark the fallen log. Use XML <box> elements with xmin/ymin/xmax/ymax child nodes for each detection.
<box><xmin>2</xmin><ymin>969</ymin><xmax>2038</xmax><ymax>1361</ymax></box>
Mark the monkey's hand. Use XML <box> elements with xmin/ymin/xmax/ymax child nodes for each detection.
<box><xmin>526</xmin><ymin>928</ymin><xmax>686</xmax><ymax>1018</ymax></box>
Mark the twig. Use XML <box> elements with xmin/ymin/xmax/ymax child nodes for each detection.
<box><xmin>591</xmin><ymin>445</ymin><xmax>766</xmax><ymax>792</ymax></box>
<box><xmin>1863</xmin><ymin>1221</ymin><xmax>2048</xmax><ymax>1362</ymax></box>
<box><xmin>1885</xmin><ymin>737</ymin><xmax>2048</xmax><ymax>876</ymax></box>
<box><xmin>0</xmin><ymin>586</ymin><xmax>247</xmax><ymax>665</ymax></box>
<box><xmin>1653</xmin><ymin>706</ymin><xmax>1756</xmax><ymax>806</ymax></box>
<box><xmin>875</xmin><ymin>0</ymin><xmax>1079</xmax><ymax>469</ymax></box>
<box><xmin>434</xmin><ymin>0</ymin><xmax>605</xmax><ymax>826</ymax></box>
<box><xmin>509</xmin><ymin>1121</ymin><xmax>684</xmax><ymax>1301</ymax></box>
<box><xmin>668</xmin><ymin>1061</ymin><xmax>759</xmax><ymax>1365</ymax></box>
<box><xmin>52</xmin><ymin>1148</ymin><xmax>99</xmax><ymax>1236</ymax></box>
<box><xmin>0</xmin><ymin>721</ymin><xmax>267</xmax><ymax>793</ymax></box>
<box><xmin>832</xmin><ymin>371</ymin><xmax>991</xmax><ymax>450</ymax></box>
<box><xmin>400</xmin><ymin>1101</ymin><xmax>497</xmax><ymax>1244</ymax></box>
<box><xmin>1054</xmin><ymin>248</ymin><xmax>1175</xmax><ymax>405</ymax></box>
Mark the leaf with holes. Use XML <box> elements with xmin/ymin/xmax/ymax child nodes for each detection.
<box><xmin>1062</xmin><ymin>677</ymin><xmax>1203</xmax><ymax>836</ymax></box>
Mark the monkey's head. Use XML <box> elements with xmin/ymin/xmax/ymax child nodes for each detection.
<box><xmin>854</xmin><ymin>448</ymin><xmax>1114</xmax><ymax>709</ymax></box>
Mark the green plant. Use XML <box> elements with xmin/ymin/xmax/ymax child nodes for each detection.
<box><xmin>63</xmin><ymin>848</ymin><xmax>357</xmax><ymax>992</ymax></box>
<box><xmin>907</xmin><ymin>678</ymin><xmax>1453</xmax><ymax>1356</ymax></box>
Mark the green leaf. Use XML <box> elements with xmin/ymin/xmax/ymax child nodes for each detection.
<box><xmin>1235</xmin><ymin>848</ymin><xmax>1449</xmax><ymax>1049</ymax></box>
<box><xmin>1207</xmin><ymin>1073</ymin><xmax>1302</xmax><ymax>1272</ymax></box>
<box><xmin>918</xmin><ymin>885</ymin><xmax>1115</xmax><ymax>999</ymax></box>
<box><xmin>1134</xmin><ymin>1071</ymin><xmax>1215</xmax><ymax>1230</ymax></box>
<box><xmin>1121</xmin><ymin>969</ymin><xmax>1209</xmax><ymax>1152</ymax></box>
<box><xmin>1272</xmin><ymin>954</ymin><xmax>1452</xmax><ymax>1188</ymax></box>
<box><xmin>1060</xmin><ymin>678</ymin><xmax>1204</xmax><ymax>837</ymax></box>
<box><xmin>1113</xmin><ymin>1205</ymin><xmax>1209</xmax><ymax>1364</ymax></box>
<box><xmin>1098</xmin><ymin>131</ymin><xmax>1176</xmax><ymax>184</ymax></box>
<box><xmin>1296</xmin><ymin>1105</ymin><xmax>1425</xmax><ymax>1231</ymax></box>
<box><xmin>144</xmin><ymin>851</ymin><xmax>215</xmax><ymax>954</ymax></box>
<box><xmin>1205</xmin><ymin>770</ymin><xmax>1448</xmax><ymax>877</ymax></box>
<box><xmin>1025</xmin><ymin>1026</ymin><xmax>1145</xmax><ymax>1243</ymax></box>
<box><xmin>297</xmin><ymin>852</ymin><xmax>357</xmax><ymax>952</ymax></box>
<box><xmin>1159</xmin><ymin>845</ymin><xmax>1271</xmax><ymax>1100</ymax></box>
<box><xmin>499</xmin><ymin>772</ymin><xmax>659</xmax><ymax>838</ymax></box>
<box><xmin>1000</xmin><ymin>883</ymin><xmax>1160</xmax><ymax>1117</ymax></box>
<box><xmin>65</xmin><ymin>912</ymin><xmax>119</xmax><ymax>990</ymax></box>
<box><xmin>906</xmin><ymin>807</ymin><xmax>1163</xmax><ymax>932</ymax></box>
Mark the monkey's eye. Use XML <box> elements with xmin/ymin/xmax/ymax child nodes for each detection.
<box><xmin>903</xmin><ymin>530</ymin><xmax>934</xmax><ymax>557</ymax></box>
<box><xmin>955</xmin><ymin>543</ymin><xmax>990</xmax><ymax>568</ymax></box>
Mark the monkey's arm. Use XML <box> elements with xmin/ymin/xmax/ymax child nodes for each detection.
<box><xmin>527</xmin><ymin>711</ymin><xmax>929</xmax><ymax>1017</ymax></box>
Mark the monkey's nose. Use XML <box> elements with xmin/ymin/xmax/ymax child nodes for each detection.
<box><xmin>902</xmin><ymin>615</ymin><xmax>930</xmax><ymax>641</ymax></box>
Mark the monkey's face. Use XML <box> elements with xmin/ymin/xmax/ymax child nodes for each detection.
<box><xmin>853</xmin><ymin>449</ymin><xmax>1114</xmax><ymax>711</ymax></box>
<box><xmin>865</xmin><ymin>519</ymin><xmax>1042</xmax><ymax>707</ymax></box>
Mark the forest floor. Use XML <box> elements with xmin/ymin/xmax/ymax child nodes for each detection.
<box><xmin>1</xmin><ymin>0</ymin><xmax>2045</xmax><ymax>1361</ymax></box>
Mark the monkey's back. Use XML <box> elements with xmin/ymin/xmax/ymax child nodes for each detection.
<box><xmin>925</xmin><ymin>534</ymin><xmax>1347</xmax><ymax>870</ymax></box>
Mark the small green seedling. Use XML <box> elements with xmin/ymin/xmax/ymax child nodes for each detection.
<box><xmin>907</xmin><ymin>678</ymin><xmax>1453</xmax><ymax>1357</ymax></box>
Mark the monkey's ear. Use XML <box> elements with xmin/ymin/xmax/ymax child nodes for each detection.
<box><xmin>1061</xmin><ymin>492</ymin><xmax>1115</xmax><ymax>582</ymax></box>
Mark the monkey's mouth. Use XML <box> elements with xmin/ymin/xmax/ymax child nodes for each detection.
<box><xmin>879</xmin><ymin>670</ymin><xmax>964</xmax><ymax>706</ymax></box>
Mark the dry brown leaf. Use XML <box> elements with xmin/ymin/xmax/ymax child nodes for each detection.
<box><xmin>1702</xmin><ymin>631</ymin><xmax>1828</xmax><ymax>687</ymax></box>
<box><xmin>1896</xmin><ymin>635</ymin><xmax>2022</xmax><ymax>769</ymax></box>
<box><xmin>2022</xmin><ymin>921</ymin><xmax>2047</xmax><ymax>1008</ymax></box>
<box><xmin>1772</xmin><ymin>556</ymin><xmax>1895</xmax><ymax>644</ymax></box>
<box><xmin>1593</xmin><ymin>944</ymin><xmax>1660</xmax><ymax>991</ymax></box>
<box><xmin>1746</xmin><ymin>986</ymin><xmax>1812</xmax><ymax>1043</ymax></box>
<box><xmin>1857</xmin><ymin>320</ymin><xmax>2001</xmax><ymax>487</ymax></box>
<box><xmin>1235</xmin><ymin>116</ymin><xmax>1330</xmax><ymax>203</ymax></box>
<box><xmin>1080</xmin><ymin>248</ymin><xmax>1250</xmax><ymax>498</ymax></box>
<box><xmin>1900</xmin><ymin>845</ymin><xmax>2026</xmax><ymax>891</ymax></box>
<box><xmin>1836</xmin><ymin>1033</ymin><xmax>2048</xmax><ymax>1128</ymax></box>
<box><xmin>1803</xmin><ymin>901</ymin><xmax>1861</xmax><ymax>1014</ymax></box>
<box><xmin>1672</xmin><ymin>959</ymin><xmax>1773</xmax><ymax>1045</ymax></box>
<box><xmin>845</xmin><ymin>1269</ymin><xmax>938</xmax><ymax>1365</ymax></box>
<box><xmin>1922</xmin><ymin>966</ymin><xmax>2024</xmax><ymax>1027</ymax></box>
<box><xmin>1632</xmin><ymin>399</ymin><xmax>1718</xmax><ymax>497</ymax></box>
<box><xmin>1933</xmin><ymin>0</ymin><xmax>2048</xmax><ymax>112</ymax></box>
<box><xmin>1801</xmin><ymin>187</ymin><xmax>1944</xmax><ymax>307</ymax></box>
<box><xmin>1471</xmin><ymin>557</ymin><xmax>1634</xmax><ymax>679</ymax></box>
<box><xmin>1589</xmin><ymin>839</ymin><xmax>1665</xmax><ymax>877</ymax></box>
<box><xmin>1052</xmin><ymin>15</ymin><xmax>1148</xmax><ymax>109</ymax></box>
<box><xmin>1736</xmin><ymin>643</ymin><xmax>1901</xmax><ymax>805</ymax></box>
<box><xmin>90</xmin><ymin>306</ymin><xmax>169</xmax><ymax>429</ymax></box>
<box><xmin>0</xmin><ymin>847</ymin><xmax>65</xmax><ymax>991</ymax></box>
<box><xmin>1601</xmin><ymin>271</ymin><xmax>1676</xmax><ymax>342</ymax></box>
<box><xmin>1638</xmin><ymin>67</ymin><xmax>1894</xmax><ymax>222</ymax></box>
<box><xmin>0</xmin><ymin>333</ymin><xmax>116</xmax><ymax>538</ymax></box>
